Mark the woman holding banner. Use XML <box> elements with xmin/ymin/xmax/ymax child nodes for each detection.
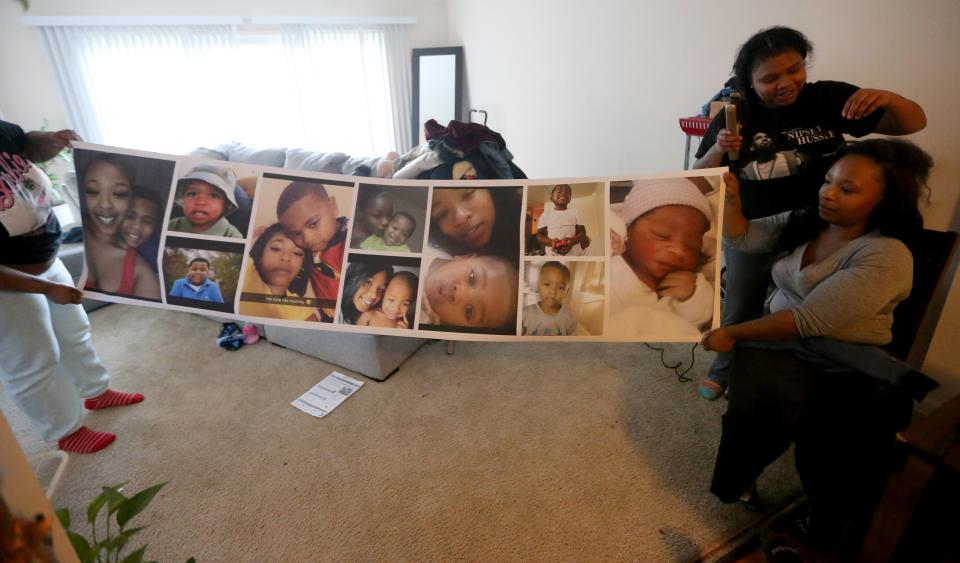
<box><xmin>0</xmin><ymin>121</ymin><xmax>143</xmax><ymax>454</ymax></box>
<box><xmin>693</xmin><ymin>25</ymin><xmax>927</xmax><ymax>400</ymax></box>
<box><xmin>702</xmin><ymin>139</ymin><xmax>937</xmax><ymax>551</ymax></box>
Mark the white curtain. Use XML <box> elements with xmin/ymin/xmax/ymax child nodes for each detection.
<box><xmin>39</xmin><ymin>25</ymin><xmax>240</xmax><ymax>154</ymax></box>
<box><xmin>38</xmin><ymin>24</ymin><xmax>411</xmax><ymax>156</ymax></box>
<box><xmin>280</xmin><ymin>24</ymin><xmax>411</xmax><ymax>156</ymax></box>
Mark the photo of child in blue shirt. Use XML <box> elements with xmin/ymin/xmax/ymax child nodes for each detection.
<box><xmin>168</xmin><ymin>257</ymin><xmax>224</xmax><ymax>303</ymax></box>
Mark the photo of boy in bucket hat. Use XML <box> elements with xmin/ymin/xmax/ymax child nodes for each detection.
<box><xmin>168</xmin><ymin>165</ymin><xmax>244</xmax><ymax>238</ymax></box>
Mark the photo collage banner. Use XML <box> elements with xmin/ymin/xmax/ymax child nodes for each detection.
<box><xmin>74</xmin><ymin>143</ymin><xmax>727</xmax><ymax>342</ymax></box>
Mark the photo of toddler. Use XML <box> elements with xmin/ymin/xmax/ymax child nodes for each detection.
<box><xmin>525</xmin><ymin>182</ymin><xmax>603</xmax><ymax>257</ymax></box>
<box><xmin>522</xmin><ymin>261</ymin><xmax>577</xmax><ymax>336</ymax></box>
<box><xmin>168</xmin><ymin>165</ymin><xmax>245</xmax><ymax>238</ymax></box>
<box><xmin>536</xmin><ymin>184</ymin><xmax>589</xmax><ymax>256</ymax></box>
<box><xmin>520</xmin><ymin>260</ymin><xmax>605</xmax><ymax>336</ymax></box>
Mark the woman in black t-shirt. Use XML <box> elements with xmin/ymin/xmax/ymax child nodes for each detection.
<box><xmin>692</xmin><ymin>26</ymin><xmax>926</xmax><ymax>400</ymax></box>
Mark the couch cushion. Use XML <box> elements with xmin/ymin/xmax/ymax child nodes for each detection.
<box><xmin>188</xmin><ymin>146</ymin><xmax>229</xmax><ymax>161</ymax></box>
<box><xmin>284</xmin><ymin>148</ymin><xmax>353</xmax><ymax>174</ymax></box>
<box><xmin>190</xmin><ymin>142</ymin><xmax>287</xmax><ymax>168</ymax></box>
<box><xmin>283</xmin><ymin>149</ymin><xmax>384</xmax><ymax>177</ymax></box>
<box><xmin>228</xmin><ymin>144</ymin><xmax>287</xmax><ymax>167</ymax></box>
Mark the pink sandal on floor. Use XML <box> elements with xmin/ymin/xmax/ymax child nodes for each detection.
<box><xmin>242</xmin><ymin>324</ymin><xmax>260</xmax><ymax>345</ymax></box>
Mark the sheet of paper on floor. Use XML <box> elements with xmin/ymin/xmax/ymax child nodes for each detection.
<box><xmin>291</xmin><ymin>371</ymin><xmax>364</xmax><ymax>418</ymax></box>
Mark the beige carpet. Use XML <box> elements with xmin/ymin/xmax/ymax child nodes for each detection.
<box><xmin>3</xmin><ymin>305</ymin><xmax>801</xmax><ymax>562</ymax></box>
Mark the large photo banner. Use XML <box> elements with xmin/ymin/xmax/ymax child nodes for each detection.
<box><xmin>74</xmin><ymin>143</ymin><xmax>726</xmax><ymax>342</ymax></box>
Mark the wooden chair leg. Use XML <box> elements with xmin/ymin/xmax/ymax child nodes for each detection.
<box><xmin>857</xmin><ymin>452</ymin><xmax>936</xmax><ymax>562</ymax></box>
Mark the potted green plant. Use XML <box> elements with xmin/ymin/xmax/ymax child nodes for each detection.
<box><xmin>56</xmin><ymin>481</ymin><xmax>194</xmax><ymax>563</ymax></box>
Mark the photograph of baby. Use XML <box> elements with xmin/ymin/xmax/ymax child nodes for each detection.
<box><xmin>349</xmin><ymin>183</ymin><xmax>428</xmax><ymax>253</ymax></box>
<box><xmin>339</xmin><ymin>254</ymin><xmax>420</xmax><ymax>330</ymax></box>
<box><xmin>167</xmin><ymin>163</ymin><xmax>255</xmax><ymax>238</ymax></box>
<box><xmin>162</xmin><ymin>236</ymin><xmax>243</xmax><ymax>314</ymax></box>
<box><xmin>74</xmin><ymin>149</ymin><xmax>175</xmax><ymax>301</ymax></box>
<box><xmin>607</xmin><ymin>176</ymin><xmax>721</xmax><ymax>339</ymax></box>
<box><xmin>418</xmin><ymin>186</ymin><xmax>523</xmax><ymax>335</ymax></box>
<box><xmin>245</xmin><ymin>173</ymin><xmax>353</xmax><ymax>323</ymax></box>
<box><xmin>521</xmin><ymin>260</ymin><xmax>605</xmax><ymax>336</ymax></box>
<box><xmin>525</xmin><ymin>182</ymin><xmax>605</xmax><ymax>257</ymax></box>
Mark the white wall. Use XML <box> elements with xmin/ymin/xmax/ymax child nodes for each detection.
<box><xmin>0</xmin><ymin>0</ymin><xmax>450</xmax><ymax>131</ymax></box>
<box><xmin>3</xmin><ymin>0</ymin><xmax>959</xmax><ymax>408</ymax></box>
<box><xmin>449</xmin><ymin>0</ymin><xmax>960</xmax><ymax>409</ymax></box>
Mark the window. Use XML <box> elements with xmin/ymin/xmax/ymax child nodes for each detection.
<box><xmin>38</xmin><ymin>22</ymin><xmax>410</xmax><ymax>157</ymax></box>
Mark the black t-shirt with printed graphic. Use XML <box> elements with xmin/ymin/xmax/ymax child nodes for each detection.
<box><xmin>696</xmin><ymin>81</ymin><xmax>884</xmax><ymax>219</ymax></box>
<box><xmin>0</xmin><ymin>120</ymin><xmax>62</xmax><ymax>265</ymax></box>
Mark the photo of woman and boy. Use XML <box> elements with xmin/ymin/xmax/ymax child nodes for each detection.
<box><xmin>74</xmin><ymin>149</ymin><xmax>175</xmax><ymax>301</ymax></box>
<box><xmin>607</xmin><ymin>176</ymin><xmax>721</xmax><ymax>339</ymax></box>
<box><xmin>418</xmin><ymin>186</ymin><xmax>523</xmax><ymax>335</ymax></box>
<box><xmin>237</xmin><ymin>174</ymin><xmax>352</xmax><ymax>323</ymax></box>
<box><xmin>338</xmin><ymin>254</ymin><xmax>420</xmax><ymax>330</ymax></box>
<box><xmin>349</xmin><ymin>184</ymin><xmax>428</xmax><ymax>254</ymax></box>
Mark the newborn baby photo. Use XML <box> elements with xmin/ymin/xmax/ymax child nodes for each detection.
<box><xmin>606</xmin><ymin>175</ymin><xmax>721</xmax><ymax>340</ymax></box>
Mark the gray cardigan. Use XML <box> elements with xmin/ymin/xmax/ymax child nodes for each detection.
<box><xmin>727</xmin><ymin>211</ymin><xmax>913</xmax><ymax>345</ymax></box>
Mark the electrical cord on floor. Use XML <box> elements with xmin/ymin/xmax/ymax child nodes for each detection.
<box><xmin>644</xmin><ymin>343</ymin><xmax>699</xmax><ymax>382</ymax></box>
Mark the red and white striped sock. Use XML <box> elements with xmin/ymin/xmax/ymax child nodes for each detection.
<box><xmin>84</xmin><ymin>389</ymin><xmax>144</xmax><ymax>410</ymax></box>
<box><xmin>58</xmin><ymin>426</ymin><xmax>115</xmax><ymax>454</ymax></box>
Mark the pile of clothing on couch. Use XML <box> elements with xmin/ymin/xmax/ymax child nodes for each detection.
<box><xmin>190</xmin><ymin>119</ymin><xmax>526</xmax><ymax>235</ymax></box>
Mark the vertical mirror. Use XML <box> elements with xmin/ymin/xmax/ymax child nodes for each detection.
<box><xmin>411</xmin><ymin>47</ymin><xmax>463</xmax><ymax>148</ymax></box>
